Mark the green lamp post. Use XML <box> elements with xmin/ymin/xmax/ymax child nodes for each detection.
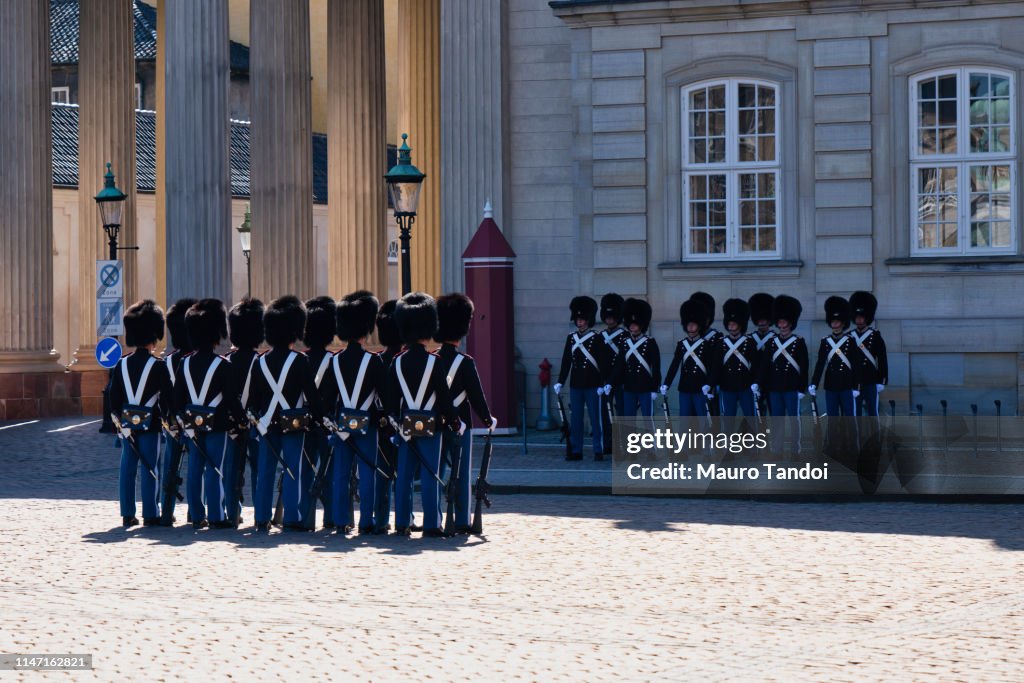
<box><xmin>237</xmin><ymin>204</ymin><xmax>252</xmax><ymax>297</ymax></box>
<box><xmin>94</xmin><ymin>163</ymin><xmax>128</xmax><ymax>261</ymax></box>
<box><xmin>384</xmin><ymin>133</ymin><xmax>427</xmax><ymax>296</ymax></box>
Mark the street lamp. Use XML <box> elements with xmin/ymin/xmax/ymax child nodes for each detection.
<box><xmin>384</xmin><ymin>133</ymin><xmax>426</xmax><ymax>295</ymax></box>
<box><xmin>237</xmin><ymin>203</ymin><xmax>252</xmax><ymax>297</ymax></box>
<box><xmin>94</xmin><ymin>162</ymin><xmax>128</xmax><ymax>261</ymax></box>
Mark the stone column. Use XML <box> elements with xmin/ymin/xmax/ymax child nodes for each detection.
<box><xmin>440</xmin><ymin>0</ymin><xmax>508</xmax><ymax>293</ymax></box>
<box><xmin>397</xmin><ymin>0</ymin><xmax>441</xmax><ymax>296</ymax></box>
<box><xmin>328</xmin><ymin>0</ymin><xmax>387</xmax><ymax>299</ymax></box>
<box><xmin>250</xmin><ymin>0</ymin><xmax>315</xmax><ymax>301</ymax></box>
<box><xmin>164</xmin><ymin>0</ymin><xmax>232</xmax><ymax>303</ymax></box>
<box><xmin>0</xmin><ymin>0</ymin><xmax>60</xmax><ymax>372</ymax></box>
<box><xmin>74</xmin><ymin>0</ymin><xmax>137</xmax><ymax>367</ymax></box>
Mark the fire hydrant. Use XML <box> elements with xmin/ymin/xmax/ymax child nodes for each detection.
<box><xmin>536</xmin><ymin>358</ymin><xmax>555</xmax><ymax>430</ymax></box>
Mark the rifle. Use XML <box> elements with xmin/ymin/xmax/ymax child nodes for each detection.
<box><xmin>245</xmin><ymin>410</ymin><xmax>296</xmax><ymax>480</ymax></box>
<box><xmin>322</xmin><ymin>417</ymin><xmax>393</xmax><ymax>480</ymax></box>
<box><xmin>661</xmin><ymin>394</ymin><xmax>672</xmax><ymax>430</ymax></box>
<box><xmin>470</xmin><ymin>429</ymin><xmax>494</xmax><ymax>535</ymax></box>
<box><xmin>555</xmin><ymin>393</ymin><xmax>573</xmax><ymax>459</ymax></box>
<box><xmin>387</xmin><ymin>417</ymin><xmax>448</xmax><ymax>489</ymax></box>
<box><xmin>174</xmin><ymin>416</ymin><xmax>224</xmax><ymax>479</ymax></box>
<box><xmin>300</xmin><ymin>433</ymin><xmax>333</xmax><ymax>531</ymax></box>
<box><xmin>443</xmin><ymin>433</ymin><xmax>464</xmax><ymax>536</ymax></box>
<box><xmin>810</xmin><ymin>395</ymin><xmax>823</xmax><ymax>455</ymax></box>
<box><xmin>111</xmin><ymin>413</ymin><xmax>161</xmax><ymax>483</ymax></box>
<box><xmin>226</xmin><ymin>422</ymin><xmax>249</xmax><ymax>526</ymax></box>
<box><xmin>157</xmin><ymin>419</ymin><xmax>187</xmax><ymax>525</ymax></box>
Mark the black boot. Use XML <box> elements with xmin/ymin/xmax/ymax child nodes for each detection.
<box><xmin>122</xmin><ymin>516</ymin><xmax>139</xmax><ymax>528</ymax></box>
<box><xmin>142</xmin><ymin>517</ymin><xmax>161</xmax><ymax>527</ymax></box>
<box><xmin>192</xmin><ymin>519</ymin><xmax>209</xmax><ymax>530</ymax></box>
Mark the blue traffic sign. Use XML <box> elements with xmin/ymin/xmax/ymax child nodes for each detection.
<box><xmin>95</xmin><ymin>337</ymin><xmax>123</xmax><ymax>369</ymax></box>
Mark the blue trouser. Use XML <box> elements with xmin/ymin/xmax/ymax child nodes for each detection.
<box><xmin>374</xmin><ymin>435</ymin><xmax>397</xmax><ymax>531</ymax></box>
<box><xmin>442</xmin><ymin>429</ymin><xmax>473</xmax><ymax>528</ymax></box>
<box><xmin>825</xmin><ymin>389</ymin><xmax>856</xmax><ymax>417</ymax></box>
<box><xmin>223</xmin><ymin>428</ymin><xmax>259</xmax><ymax>520</ymax></box>
<box><xmin>255</xmin><ymin>432</ymin><xmax>307</xmax><ymax>525</ymax></box>
<box><xmin>720</xmin><ymin>389</ymin><xmax>756</xmax><ymax>417</ymax></box>
<box><xmin>119</xmin><ymin>431</ymin><xmax>162</xmax><ymax>519</ymax></box>
<box><xmin>824</xmin><ymin>388</ymin><xmax>859</xmax><ymax>455</ymax></box>
<box><xmin>622</xmin><ymin>391</ymin><xmax>654</xmax><ymax>418</ymax></box>
<box><xmin>601</xmin><ymin>387</ymin><xmax>624</xmax><ymax>451</ymax></box>
<box><xmin>330</xmin><ymin>428</ymin><xmax>379</xmax><ymax>529</ymax></box>
<box><xmin>570</xmin><ymin>387</ymin><xmax>603</xmax><ymax>456</ymax></box>
<box><xmin>187</xmin><ymin>431</ymin><xmax>230</xmax><ymax>524</ymax></box>
<box><xmin>309</xmin><ymin>429</ymin><xmax>335</xmax><ymax>526</ymax></box>
<box><xmin>161</xmin><ymin>434</ymin><xmax>184</xmax><ymax>517</ymax></box>
<box><xmin>677</xmin><ymin>391</ymin><xmax>709</xmax><ymax>419</ymax></box>
<box><xmin>858</xmin><ymin>383</ymin><xmax>880</xmax><ymax>417</ymax></box>
<box><xmin>395</xmin><ymin>432</ymin><xmax>443</xmax><ymax>531</ymax></box>
<box><xmin>768</xmin><ymin>390</ymin><xmax>801</xmax><ymax>455</ymax></box>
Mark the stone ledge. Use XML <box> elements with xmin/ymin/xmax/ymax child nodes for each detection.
<box><xmin>658</xmin><ymin>258</ymin><xmax>803</xmax><ymax>279</ymax></box>
<box><xmin>886</xmin><ymin>255</ymin><xmax>1024</xmax><ymax>276</ymax></box>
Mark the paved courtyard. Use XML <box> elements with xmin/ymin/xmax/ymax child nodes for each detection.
<box><xmin>0</xmin><ymin>417</ymin><xmax>1022</xmax><ymax>681</ymax></box>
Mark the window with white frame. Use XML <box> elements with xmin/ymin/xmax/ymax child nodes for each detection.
<box><xmin>682</xmin><ymin>79</ymin><xmax>780</xmax><ymax>260</ymax></box>
<box><xmin>910</xmin><ymin>68</ymin><xmax>1016</xmax><ymax>255</ymax></box>
<box><xmin>51</xmin><ymin>87</ymin><xmax>70</xmax><ymax>104</ymax></box>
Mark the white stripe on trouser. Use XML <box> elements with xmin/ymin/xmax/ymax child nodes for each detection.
<box><xmin>155</xmin><ymin>433</ymin><xmax>163</xmax><ymax>507</ymax></box>
<box><xmin>296</xmin><ymin>434</ymin><xmax>306</xmax><ymax>509</ymax></box>
<box><xmin>217</xmin><ymin>433</ymin><xmax>227</xmax><ymax>516</ymax></box>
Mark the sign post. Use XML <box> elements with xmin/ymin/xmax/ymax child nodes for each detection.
<box><xmin>96</xmin><ymin>259</ymin><xmax>124</xmax><ymax>337</ymax></box>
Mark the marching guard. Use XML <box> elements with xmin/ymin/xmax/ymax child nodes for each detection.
<box><xmin>662</xmin><ymin>299</ymin><xmax>718</xmax><ymax>420</ymax></box>
<box><xmin>615</xmin><ymin>298</ymin><xmax>661</xmax><ymax>419</ymax></box>
<box><xmin>717</xmin><ymin>298</ymin><xmax>760</xmax><ymax>418</ymax></box>
<box><xmin>849</xmin><ymin>291</ymin><xmax>887</xmax><ymax>418</ymax></box>
<box><xmin>374</xmin><ymin>300</ymin><xmax>403</xmax><ymax>532</ymax></box>
<box><xmin>225</xmin><ymin>298</ymin><xmax>265</xmax><ymax>525</ymax></box>
<box><xmin>111</xmin><ymin>300</ymin><xmax>174</xmax><ymax>527</ymax></box>
<box><xmin>384</xmin><ymin>293</ymin><xmax>461</xmax><ymax>536</ymax></box>
<box><xmin>599</xmin><ymin>293</ymin><xmax>627</xmax><ymax>454</ymax></box>
<box><xmin>748</xmin><ymin>293</ymin><xmax>776</xmax><ymax>416</ymax></box>
<box><xmin>809</xmin><ymin>297</ymin><xmax>863</xmax><ymax>418</ymax></box>
<box><xmin>434</xmin><ymin>293</ymin><xmax>497</xmax><ymax>533</ymax></box>
<box><xmin>758</xmin><ymin>295</ymin><xmax>808</xmax><ymax>454</ymax></box>
<box><xmin>553</xmin><ymin>296</ymin><xmax>614</xmax><ymax>461</ymax></box>
<box><xmin>303</xmin><ymin>296</ymin><xmax>339</xmax><ymax>529</ymax></box>
<box><xmin>173</xmin><ymin>299</ymin><xmax>244</xmax><ymax>529</ymax></box>
<box><xmin>321</xmin><ymin>291</ymin><xmax>386</xmax><ymax>534</ymax></box>
<box><xmin>159</xmin><ymin>298</ymin><xmax>196</xmax><ymax>521</ymax></box>
<box><xmin>246</xmin><ymin>296</ymin><xmax>323</xmax><ymax>532</ymax></box>
<box><xmin>689</xmin><ymin>292</ymin><xmax>722</xmax><ymax>416</ymax></box>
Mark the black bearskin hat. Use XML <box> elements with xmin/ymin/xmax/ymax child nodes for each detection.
<box><xmin>166</xmin><ymin>298</ymin><xmax>197</xmax><ymax>352</ymax></box>
<box><xmin>185</xmin><ymin>298</ymin><xmax>227</xmax><ymax>349</ymax></box>
<box><xmin>748</xmin><ymin>293</ymin><xmax>775</xmax><ymax>326</ymax></box>
<box><xmin>825</xmin><ymin>296</ymin><xmax>851</xmax><ymax>330</ymax></box>
<box><xmin>569</xmin><ymin>296</ymin><xmax>598</xmax><ymax>327</ymax></box>
<box><xmin>228</xmin><ymin>298</ymin><xmax>265</xmax><ymax>350</ymax></box>
<box><xmin>723</xmin><ymin>298</ymin><xmax>750</xmax><ymax>334</ymax></box>
<box><xmin>376</xmin><ymin>299</ymin><xmax>401</xmax><ymax>349</ymax></box>
<box><xmin>622</xmin><ymin>298</ymin><xmax>652</xmax><ymax>333</ymax></box>
<box><xmin>395</xmin><ymin>292</ymin><xmax>438</xmax><ymax>344</ymax></box>
<box><xmin>303</xmin><ymin>296</ymin><xmax>337</xmax><ymax>349</ymax></box>
<box><xmin>773</xmin><ymin>295</ymin><xmax>802</xmax><ymax>329</ymax></box>
<box><xmin>689</xmin><ymin>291</ymin><xmax>716</xmax><ymax>327</ymax></box>
<box><xmin>337</xmin><ymin>290</ymin><xmax>379</xmax><ymax>342</ymax></box>
<box><xmin>264</xmin><ymin>295</ymin><xmax>306</xmax><ymax>348</ymax></box>
<box><xmin>124</xmin><ymin>299</ymin><xmax>165</xmax><ymax>348</ymax></box>
<box><xmin>435</xmin><ymin>293</ymin><xmax>475</xmax><ymax>343</ymax></box>
<box><xmin>600</xmin><ymin>293</ymin><xmax>624</xmax><ymax>324</ymax></box>
<box><xmin>849</xmin><ymin>291</ymin><xmax>878</xmax><ymax>326</ymax></box>
<box><xmin>680</xmin><ymin>299</ymin><xmax>708</xmax><ymax>329</ymax></box>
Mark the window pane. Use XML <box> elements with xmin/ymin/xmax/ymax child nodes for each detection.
<box><xmin>758</xmin><ymin>136</ymin><xmax>776</xmax><ymax>162</ymax></box>
<box><xmin>740</xmin><ymin>201</ymin><xmax>756</xmax><ymax>226</ymax></box>
<box><xmin>992</xmin><ymin>76</ymin><xmax>1010</xmax><ymax>97</ymax></box>
<box><xmin>969</xmin><ymin>73</ymin><xmax>989</xmax><ymax>98</ymax></box>
<box><xmin>690</xmin><ymin>111</ymin><xmax>707</xmax><ymax>137</ymax></box>
<box><xmin>740</xmin><ymin>174</ymin><xmax>757</xmax><ymax>198</ymax></box>
<box><xmin>758</xmin><ymin>109</ymin><xmax>775</xmax><ymax>135</ymax></box>
<box><xmin>971</xmin><ymin>221</ymin><xmax>990</xmax><ymax>247</ymax></box>
<box><xmin>689</xmin><ymin>175</ymin><xmax>707</xmax><ymax>200</ymax></box>
<box><xmin>710</xmin><ymin>229</ymin><xmax>727</xmax><ymax>253</ymax></box>
<box><xmin>918</xmin><ymin>167</ymin><xmax>937</xmax><ymax>194</ymax></box>
<box><xmin>709</xmin><ymin>111</ymin><xmax>725</xmax><ymax>136</ymax></box>
<box><xmin>941</xmin><ymin>222</ymin><xmax>958</xmax><ymax>247</ymax></box>
<box><xmin>939</xmin><ymin>129</ymin><xmax>957</xmax><ymax>154</ymax></box>
<box><xmin>708</xmin><ymin>174</ymin><xmax>726</xmax><ymax>199</ymax></box>
<box><xmin>758</xmin><ymin>86</ymin><xmax>775</xmax><ymax>107</ymax></box>
<box><xmin>995</xmin><ymin>126</ymin><xmax>1010</xmax><ymax>152</ymax></box>
<box><xmin>741</xmin><ymin>227</ymin><xmax>757</xmax><ymax>251</ymax></box>
<box><xmin>918</xmin><ymin>222</ymin><xmax>936</xmax><ymax>249</ymax></box>
<box><xmin>709</xmin><ymin>137</ymin><xmax>726</xmax><ymax>163</ymax></box>
<box><xmin>938</xmin><ymin>100</ymin><xmax>957</xmax><ymax>128</ymax></box>
<box><xmin>739</xmin><ymin>110</ymin><xmax>756</xmax><ymax>135</ymax></box>
<box><xmin>919</xmin><ymin>128</ymin><xmax>937</xmax><ymax>155</ymax></box>
<box><xmin>690</xmin><ymin>229</ymin><xmax>708</xmax><ymax>254</ymax></box>
<box><xmin>992</xmin><ymin>221</ymin><xmax>1011</xmax><ymax>247</ymax></box>
<box><xmin>938</xmin><ymin>74</ymin><xmax>957</xmax><ymax>99</ymax></box>
<box><xmin>690</xmin><ymin>89</ymin><xmax>706</xmax><ymax>110</ymax></box>
<box><xmin>709</xmin><ymin>201</ymin><xmax>727</xmax><ymax>226</ymax></box>
<box><xmin>993</xmin><ymin>99</ymin><xmax>1010</xmax><ymax>124</ymax></box>
<box><xmin>690</xmin><ymin>140</ymin><xmax>707</xmax><ymax>164</ymax></box>
<box><xmin>759</xmin><ymin>200</ymin><xmax>776</xmax><ymax>226</ymax></box>
<box><xmin>690</xmin><ymin>203</ymin><xmax>707</xmax><ymax>226</ymax></box>
<box><xmin>919</xmin><ymin>101</ymin><xmax>936</xmax><ymax>127</ymax></box>
<box><xmin>708</xmin><ymin>85</ymin><xmax>725</xmax><ymax>109</ymax></box>
<box><xmin>758</xmin><ymin>227</ymin><xmax>776</xmax><ymax>251</ymax></box>
<box><xmin>970</xmin><ymin>127</ymin><xmax>990</xmax><ymax>154</ymax></box>
<box><xmin>739</xmin><ymin>137</ymin><xmax>756</xmax><ymax>162</ymax></box>
<box><xmin>739</xmin><ymin>84</ymin><xmax>756</xmax><ymax>108</ymax></box>
<box><xmin>969</xmin><ymin>99</ymin><xmax>990</xmax><ymax>125</ymax></box>
<box><xmin>758</xmin><ymin>173</ymin><xmax>775</xmax><ymax>198</ymax></box>
<box><xmin>919</xmin><ymin>77</ymin><xmax>936</xmax><ymax>100</ymax></box>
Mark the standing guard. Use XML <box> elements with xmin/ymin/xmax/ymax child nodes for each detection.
<box><xmin>809</xmin><ymin>297</ymin><xmax>862</xmax><ymax>418</ymax></box>
<box><xmin>748</xmin><ymin>292</ymin><xmax>776</xmax><ymax>416</ymax></box>
<box><xmin>321</xmin><ymin>291</ymin><xmax>385</xmax><ymax>535</ymax></box>
<box><xmin>160</xmin><ymin>298</ymin><xmax>196</xmax><ymax>522</ymax></box>
<box><xmin>598</xmin><ymin>293</ymin><xmax>627</xmax><ymax>454</ymax></box>
<box><xmin>174</xmin><ymin>299</ymin><xmax>243</xmax><ymax>530</ymax></box>
<box><xmin>662</xmin><ymin>299</ymin><xmax>718</xmax><ymax>420</ymax></box>
<box><xmin>758</xmin><ymin>295</ymin><xmax>808</xmax><ymax>454</ymax></box>
<box><xmin>553</xmin><ymin>296</ymin><xmax>613</xmax><ymax>461</ymax></box>
<box><xmin>615</xmin><ymin>298</ymin><xmax>660</xmax><ymax>420</ymax></box>
<box><xmin>111</xmin><ymin>300</ymin><xmax>173</xmax><ymax>527</ymax></box>
<box><xmin>717</xmin><ymin>299</ymin><xmax>760</xmax><ymax>418</ymax></box>
<box><xmin>303</xmin><ymin>296</ymin><xmax>338</xmax><ymax>530</ymax></box>
<box><xmin>384</xmin><ymin>292</ymin><xmax>461</xmax><ymax>537</ymax></box>
<box><xmin>434</xmin><ymin>293</ymin><xmax>497</xmax><ymax>533</ymax></box>
<box><xmin>689</xmin><ymin>292</ymin><xmax>722</xmax><ymax>416</ymax></box>
<box><xmin>246</xmin><ymin>296</ymin><xmax>323</xmax><ymax>532</ymax></box>
<box><xmin>374</xmin><ymin>300</ymin><xmax>403</xmax><ymax>532</ymax></box>
<box><xmin>224</xmin><ymin>298</ymin><xmax>265</xmax><ymax>526</ymax></box>
<box><xmin>849</xmin><ymin>291</ymin><xmax>887</xmax><ymax>418</ymax></box>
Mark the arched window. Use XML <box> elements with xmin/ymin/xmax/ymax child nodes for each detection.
<box><xmin>910</xmin><ymin>68</ymin><xmax>1016</xmax><ymax>254</ymax></box>
<box><xmin>681</xmin><ymin>79</ymin><xmax>780</xmax><ymax>260</ymax></box>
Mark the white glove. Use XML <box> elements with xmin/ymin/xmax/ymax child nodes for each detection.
<box><xmin>458</xmin><ymin>420</ymin><xmax>467</xmax><ymax>436</ymax></box>
<box><xmin>650</xmin><ymin>392</ymin><xmax>659</xmax><ymax>401</ymax></box>
<box><xmin>488</xmin><ymin>416</ymin><xmax>499</xmax><ymax>431</ymax></box>
<box><xmin>595</xmin><ymin>386</ymin><xmax>603</xmax><ymax>396</ymax></box>
<box><xmin>603</xmin><ymin>384</ymin><xmax>612</xmax><ymax>396</ymax></box>
<box><xmin>553</xmin><ymin>383</ymin><xmax>562</xmax><ymax>396</ymax></box>
<box><xmin>876</xmin><ymin>384</ymin><xmax>885</xmax><ymax>394</ymax></box>
<box><xmin>701</xmin><ymin>385</ymin><xmax>712</xmax><ymax>398</ymax></box>
<box><xmin>659</xmin><ymin>385</ymin><xmax>668</xmax><ymax>396</ymax></box>
<box><xmin>751</xmin><ymin>383</ymin><xmax>760</xmax><ymax>397</ymax></box>
<box><xmin>798</xmin><ymin>392</ymin><xmax>805</xmax><ymax>400</ymax></box>
<box><xmin>808</xmin><ymin>385</ymin><xmax>817</xmax><ymax>397</ymax></box>
<box><xmin>852</xmin><ymin>389</ymin><xmax>861</xmax><ymax>398</ymax></box>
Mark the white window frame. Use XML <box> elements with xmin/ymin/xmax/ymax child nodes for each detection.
<box><xmin>680</xmin><ymin>78</ymin><xmax>782</xmax><ymax>261</ymax></box>
<box><xmin>51</xmin><ymin>87</ymin><xmax>70</xmax><ymax>104</ymax></box>
<box><xmin>909</xmin><ymin>67</ymin><xmax>1017</xmax><ymax>256</ymax></box>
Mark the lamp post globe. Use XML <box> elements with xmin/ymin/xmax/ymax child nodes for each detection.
<box><xmin>94</xmin><ymin>163</ymin><xmax>127</xmax><ymax>261</ymax></box>
<box><xmin>236</xmin><ymin>204</ymin><xmax>252</xmax><ymax>297</ymax></box>
<box><xmin>384</xmin><ymin>133</ymin><xmax>426</xmax><ymax>295</ymax></box>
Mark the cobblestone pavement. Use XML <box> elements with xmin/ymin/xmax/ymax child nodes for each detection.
<box><xmin>1</xmin><ymin>418</ymin><xmax>1022</xmax><ymax>681</ymax></box>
